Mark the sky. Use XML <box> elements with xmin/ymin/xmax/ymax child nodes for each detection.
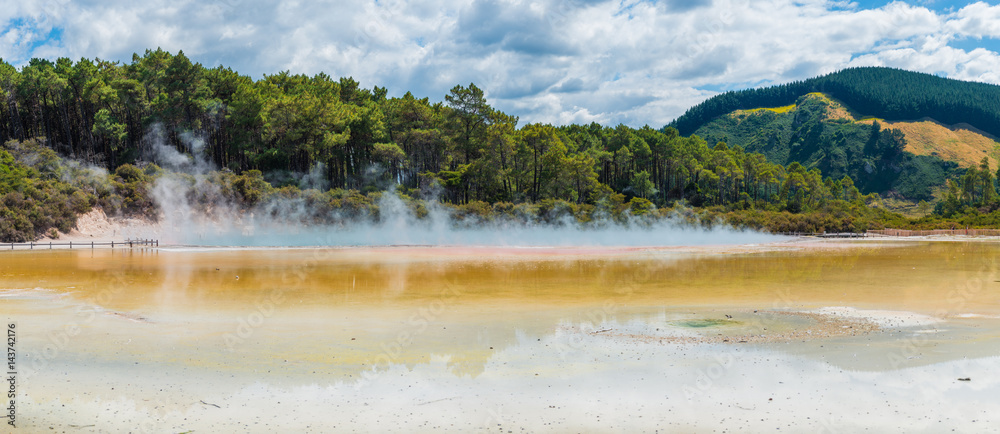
<box><xmin>2</xmin><ymin>0</ymin><xmax>1000</xmax><ymax>128</ymax></box>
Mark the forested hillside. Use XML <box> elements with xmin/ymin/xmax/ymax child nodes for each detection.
<box><xmin>693</xmin><ymin>93</ymin><xmax>963</xmax><ymax>200</ymax></box>
<box><xmin>0</xmin><ymin>50</ymin><xmax>874</xmax><ymax>209</ymax></box>
<box><xmin>669</xmin><ymin>67</ymin><xmax>1000</xmax><ymax>138</ymax></box>
<box><xmin>3</xmin><ymin>51</ymin><xmax>1000</xmax><ymax>242</ymax></box>
<box><xmin>673</xmin><ymin>68</ymin><xmax>1000</xmax><ymax>203</ymax></box>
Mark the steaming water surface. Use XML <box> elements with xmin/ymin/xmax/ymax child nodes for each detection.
<box><xmin>161</xmin><ymin>215</ymin><xmax>785</xmax><ymax>247</ymax></box>
<box><xmin>4</xmin><ymin>241</ymin><xmax>1000</xmax><ymax>432</ymax></box>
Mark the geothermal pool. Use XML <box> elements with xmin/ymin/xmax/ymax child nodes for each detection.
<box><xmin>3</xmin><ymin>240</ymin><xmax>1000</xmax><ymax>432</ymax></box>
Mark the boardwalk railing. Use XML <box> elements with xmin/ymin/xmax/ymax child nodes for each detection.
<box><xmin>868</xmin><ymin>228</ymin><xmax>1000</xmax><ymax>237</ymax></box>
<box><xmin>777</xmin><ymin>229</ymin><xmax>1000</xmax><ymax>238</ymax></box>
<box><xmin>775</xmin><ymin>232</ymin><xmax>868</xmax><ymax>238</ymax></box>
<box><xmin>4</xmin><ymin>238</ymin><xmax>158</xmax><ymax>250</ymax></box>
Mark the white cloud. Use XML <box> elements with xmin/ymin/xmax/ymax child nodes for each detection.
<box><xmin>949</xmin><ymin>1</ymin><xmax>1000</xmax><ymax>38</ymax></box>
<box><xmin>1</xmin><ymin>0</ymin><xmax>1000</xmax><ymax>127</ymax></box>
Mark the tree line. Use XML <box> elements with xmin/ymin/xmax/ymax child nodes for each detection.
<box><xmin>12</xmin><ymin>50</ymin><xmax>1000</xmax><ymax>242</ymax></box>
<box><xmin>0</xmin><ymin>49</ymin><xmax>878</xmax><ymax>216</ymax></box>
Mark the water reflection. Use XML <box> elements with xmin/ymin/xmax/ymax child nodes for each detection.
<box><xmin>3</xmin><ymin>242</ymin><xmax>1000</xmax><ymax>385</ymax></box>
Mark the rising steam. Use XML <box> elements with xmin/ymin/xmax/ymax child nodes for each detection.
<box><xmin>144</xmin><ymin>126</ymin><xmax>784</xmax><ymax>247</ymax></box>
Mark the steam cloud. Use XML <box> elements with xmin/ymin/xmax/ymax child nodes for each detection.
<box><xmin>145</xmin><ymin>126</ymin><xmax>784</xmax><ymax>247</ymax></box>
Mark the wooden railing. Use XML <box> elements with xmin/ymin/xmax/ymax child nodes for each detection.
<box><xmin>775</xmin><ymin>232</ymin><xmax>867</xmax><ymax>238</ymax></box>
<box><xmin>776</xmin><ymin>229</ymin><xmax>1000</xmax><ymax>238</ymax></box>
<box><xmin>867</xmin><ymin>229</ymin><xmax>1000</xmax><ymax>237</ymax></box>
<box><xmin>3</xmin><ymin>238</ymin><xmax>158</xmax><ymax>250</ymax></box>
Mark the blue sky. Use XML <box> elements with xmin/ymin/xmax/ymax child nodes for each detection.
<box><xmin>2</xmin><ymin>0</ymin><xmax>1000</xmax><ymax>127</ymax></box>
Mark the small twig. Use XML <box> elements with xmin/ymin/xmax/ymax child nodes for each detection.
<box><xmin>200</xmin><ymin>400</ymin><xmax>221</xmax><ymax>408</ymax></box>
<box><xmin>592</xmin><ymin>329</ymin><xmax>612</xmax><ymax>334</ymax></box>
<box><xmin>417</xmin><ymin>396</ymin><xmax>459</xmax><ymax>406</ymax></box>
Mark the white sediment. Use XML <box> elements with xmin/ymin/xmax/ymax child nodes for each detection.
<box><xmin>952</xmin><ymin>313</ymin><xmax>1000</xmax><ymax>319</ymax></box>
<box><xmin>0</xmin><ymin>287</ymin><xmax>63</xmax><ymax>300</ymax></box>
<box><xmin>807</xmin><ymin>306</ymin><xmax>944</xmax><ymax>328</ymax></box>
<box><xmin>18</xmin><ymin>332</ymin><xmax>1000</xmax><ymax>433</ymax></box>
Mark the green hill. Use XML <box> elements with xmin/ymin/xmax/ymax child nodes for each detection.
<box><xmin>667</xmin><ymin>68</ymin><xmax>1000</xmax><ymax>201</ymax></box>
<box><xmin>668</xmin><ymin>67</ymin><xmax>1000</xmax><ymax>138</ymax></box>
<box><xmin>691</xmin><ymin>93</ymin><xmax>965</xmax><ymax>200</ymax></box>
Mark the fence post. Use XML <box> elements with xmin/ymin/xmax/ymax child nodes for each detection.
<box><xmin>69</xmin><ymin>241</ymin><xmax>72</xmax><ymax>249</ymax></box>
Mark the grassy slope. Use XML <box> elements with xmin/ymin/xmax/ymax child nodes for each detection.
<box><xmin>701</xmin><ymin>92</ymin><xmax>1000</xmax><ymax>215</ymax></box>
<box><xmin>737</xmin><ymin>103</ymin><xmax>797</xmax><ymax>115</ymax></box>
<box><xmin>694</xmin><ymin>93</ymin><xmax>971</xmax><ymax>208</ymax></box>
<box><xmin>855</xmin><ymin>119</ymin><xmax>999</xmax><ymax>169</ymax></box>
<box><xmin>721</xmin><ymin>93</ymin><xmax>1000</xmax><ymax>169</ymax></box>
<box><xmin>807</xmin><ymin>92</ymin><xmax>1000</xmax><ymax>169</ymax></box>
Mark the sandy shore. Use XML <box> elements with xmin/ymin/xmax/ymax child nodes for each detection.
<box><xmin>37</xmin><ymin>208</ymin><xmax>161</xmax><ymax>243</ymax></box>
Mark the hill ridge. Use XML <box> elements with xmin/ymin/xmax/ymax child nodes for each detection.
<box><xmin>668</xmin><ymin>67</ymin><xmax>1000</xmax><ymax>140</ymax></box>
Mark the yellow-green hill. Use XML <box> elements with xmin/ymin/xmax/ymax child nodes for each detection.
<box><xmin>729</xmin><ymin>92</ymin><xmax>999</xmax><ymax>170</ymax></box>
<box><xmin>695</xmin><ymin>92</ymin><xmax>966</xmax><ymax>202</ymax></box>
<box><xmin>855</xmin><ymin>118</ymin><xmax>1000</xmax><ymax>169</ymax></box>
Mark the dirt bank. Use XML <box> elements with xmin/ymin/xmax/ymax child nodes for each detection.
<box><xmin>39</xmin><ymin>208</ymin><xmax>162</xmax><ymax>242</ymax></box>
